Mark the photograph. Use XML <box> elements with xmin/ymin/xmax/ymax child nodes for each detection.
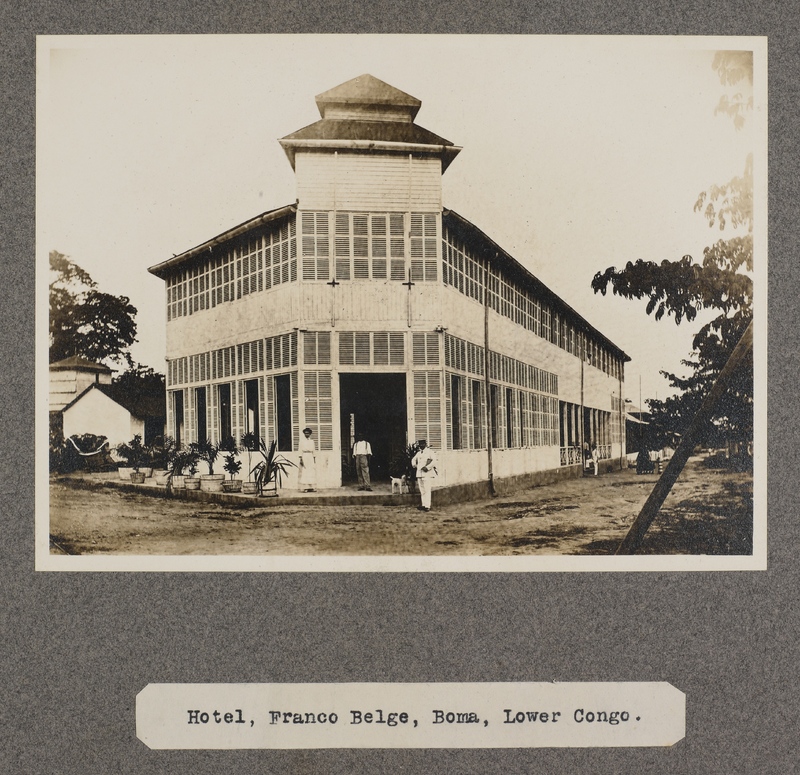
<box><xmin>37</xmin><ymin>34</ymin><xmax>766</xmax><ymax>571</ymax></box>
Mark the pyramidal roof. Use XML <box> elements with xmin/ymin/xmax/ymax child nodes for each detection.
<box><xmin>280</xmin><ymin>74</ymin><xmax>461</xmax><ymax>171</ymax></box>
<box><xmin>314</xmin><ymin>74</ymin><xmax>422</xmax><ymax>121</ymax></box>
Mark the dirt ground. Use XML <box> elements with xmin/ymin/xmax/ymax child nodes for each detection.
<box><xmin>49</xmin><ymin>456</ymin><xmax>753</xmax><ymax>556</ymax></box>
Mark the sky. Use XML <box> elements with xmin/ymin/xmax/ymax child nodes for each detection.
<box><xmin>37</xmin><ymin>34</ymin><xmax>763</xmax><ymax>406</ymax></box>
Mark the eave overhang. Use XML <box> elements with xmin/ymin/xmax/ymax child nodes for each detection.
<box><xmin>147</xmin><ymin>204</ymin><xmax>296</xmax><ymax>279</ymax></box>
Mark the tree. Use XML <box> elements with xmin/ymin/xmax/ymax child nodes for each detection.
<box><xmin>592</xmin><ymin>53</ymin><xmax>754</xmax><ymax>449</ymax></box>
<box><xmin>49</xmin><ymin>250</ymin><xmax>138</xmax><ymax>367</ymax></box>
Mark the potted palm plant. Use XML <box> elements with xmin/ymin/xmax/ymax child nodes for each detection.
<box><xmin>194</xmin><ymin>438</ymin><xmax>224</xmax><ymax>492</ymax></box>
<box><xmin>153</xmin><ymin>436</ymin><xmax>177</xmax><ymax>486</ymax></box>
<box><xmin>183</xmin><ymin>453</ymin><xmax>201</xmax><ymax>490</ymax></box>
<box><xmin>116</xmin><ymin>435</ymin><xmax>148</xmax><ymax>483</ymax></box>
<box><xmin>251</xmin><ymin>439</ymin><xmax>295</xmax><ymax>497</ymax></box>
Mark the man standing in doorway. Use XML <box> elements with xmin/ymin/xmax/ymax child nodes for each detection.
<box><xmin>411</xmin><ymin>439</ymin><xmax>438</xmax><ymax>512</ymax></box>
<box><xmin>352</xmin><ymin>433</ymin><xmax>373</xmax><ymax>491</ymax></box>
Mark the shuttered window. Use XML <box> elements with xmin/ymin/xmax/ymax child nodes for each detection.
<box><xmin>338</xmin><ymin>332</ymin><xmax>405</xmax><ymax>366</ymax></box>
<box><xmin>301</xmin><ymin>211</ymin><xmax>330</xmax><ymax>280</ymax></box>
<box><xmin>333</xmin><ymin>212</ymin><xmax>406</xmax><ymax>280</ymax></box>
<box><xmin>410</xmin><ymin>212</ymin><xmax>438</xmax><ymax>281</ymax></box>
<box><xmin>413</xmin><ymin>371</ymin><xmax>442</xmax><ymax>449</ymax></box>
<box><xmin>303</xmin><ymin>331</ymin><xmax>332</xmax><ymax>366</ymax></box>
<box><xmin>303</xmin><ymin>371</ymin><xmax>333</xmax><ymax>450</ymax></box>
<box><xmin>412</xmin><ymin>332</ymin><xmax>440</xmax><ymax>366</ymax></box>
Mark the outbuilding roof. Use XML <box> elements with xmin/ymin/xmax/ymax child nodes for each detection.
<box><xmin>61</xmin><ymin>382</ymin><xmax>165</xmax><ymax>420</ymax></box>
<box><xmin>49</xmin><ymin>355</ymin><xmax>113</xmax><ymax>373</ymax></box>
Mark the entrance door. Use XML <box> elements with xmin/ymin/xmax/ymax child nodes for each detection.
<box><xmin>339</xmin><ymin>373</ymin><xmax>407</xmax><ymax>483</ymax></box>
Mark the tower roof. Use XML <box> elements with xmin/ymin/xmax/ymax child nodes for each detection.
<box><xmin>314</xmin><ymin>74</ymin><xmax>422</xmax><ymax>121</ymax></box>
<box><xmin>280</xmin><ymin>74</ymin><xmax>461</xmax><ymax>172</ymax></box>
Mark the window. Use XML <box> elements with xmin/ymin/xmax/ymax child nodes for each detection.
<box><xmin>244</xmin><ymin>380</ymin><xmax>259</xmax><ymax>445</ymax></box>
<box><xmin>195</xmin><ymin>387</ymin><xmax>207</xmax><ymax>444</ymax></box>
<box><xmin>173</xmin><ymin>391</ymin><xmax>184</xmax><ymax>448</ymax></box>
<box><xmin>217</xmin><ymin>384</ymin><xmax>232</xmax><ymax>444</ymax></box>
<box><xmin>275</xmin><ymin>374</ymin><xmax>292</xmax><ymax>451</ymax></box>
<box><xmin>471</xmin><ymin>380</ymin><xmax>484</xmax><ymax>449</ymax></box>
<box><xmin>451</xmin><ymin>375</ymin><xmax>463</xmax><ymax>450</ymax></box>
<box><xmin>301</xmin><ymin>211</ymin><xmax>330</xmax><ymax>281</ymax></box>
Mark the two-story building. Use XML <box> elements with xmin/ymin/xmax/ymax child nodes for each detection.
<box><xmin>148</xmin><ymin>74</ymin><xmax>629</xmax><ymax>490</ymax></box>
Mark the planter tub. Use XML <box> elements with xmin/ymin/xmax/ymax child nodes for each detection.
<box><xmin>242</xmin><ymin>482</ymin><xmax>259</xmax><ymax>495</ymax></box>
<box><xmin>222</xmin><ymin>480</ymin><xmax>243</xmax><ymax>493</ymax></box>
<box><xmin>200</xmin><ymin>474</ymin><xmax>225</xmax><ymax>493</ymax></box>
<box><xmin>171</xmin><ymin>475</ymin><xmax>186</xmax><ymax>489</ymax></box>
<box><xmin>154</xmin><ymin>471</ymin><xmax>170</xmax><ymax>486</ymax></box>
<box><xmin>184</xmin><ymin>477</ymin><xmax>201</xmax><ymax>490</ymax></box>
<box><xmin>129</xmin><ymin>472</ymin><xmax>146</xmax><ymax>484</ymax></box>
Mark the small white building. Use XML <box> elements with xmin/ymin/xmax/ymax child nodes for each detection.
<box><xmin>50</xmin><ymin>357</ymin><xmax>165</xmax><ymax>447</ymax></box>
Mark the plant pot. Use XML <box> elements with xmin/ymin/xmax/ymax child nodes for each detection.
<box><xmin>242</xmin><ymin>482</ymin><xmax>259</xmax><ymax>495</ymax></box>
<box><xmin>141</xmin><ymin>467</ymin><xmax>154</xmax><ymax>478</ymax></box>
<box><xmin>171</xmin><ymin>475</ymin><xmax>186</xmax><ymax>489</ymax></box>
<box><xmin>129</xmin><ymin>472</ymin><xmax>146</xmax><ymax>484</ymax></box>
<box><xmin>200</xmin><ymin>474</ymin><xmax>225</xmax><ymax>492</ymax></box>
<box><xmin>184</xmin><ymin>477</ymin><xmax>201</xmax><ymax>490</ymax></box>
<box><xmin>222</xmin><ymin>479</ymin><xmax>243</xmax><ymax>493</ymax></box>
<box><xmin>118</xmin><ymin>467</ymin><xmax>133</xmax><ymax>481</ymax></box>
<box><xmin>154</xmin><ymin>471</ymin><xmax>170</xmax><ymax>486</ymax></box>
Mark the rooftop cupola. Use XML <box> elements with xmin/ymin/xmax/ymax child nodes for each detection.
<box><xmin>279</xmin><ymin>74</ymin><xmax>461</xmax><ymax>172</ymax></box>
<box><xmin>314</xmin><ymin>73</ymin><xmax>422</xmax><ymax>123</ymax></box>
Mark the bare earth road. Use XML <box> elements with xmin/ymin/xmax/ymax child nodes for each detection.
<box><xmin>49</xmin><ymin>457</ymin><xmax>753</xmax><ymax>556</ymax></box>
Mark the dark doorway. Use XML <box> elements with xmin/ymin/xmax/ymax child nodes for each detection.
<box><xmin>339</xmin><ymin>373</ymin><xmax>407</xmax><ymax>483</ymax></box>
<box><xmin>275</xmin><ymin>374</ymin><xmax>292</xmax><ymax>451</ymax></box>
<box><xmin>244</xmin><ymin>379</ymin><xmax>259</xmax><ymax>445</ymax></box>
<box><xmin>173</xmin><ymin>391</ymin><xmax>184</xmax><ymax>448</ymax></box>
<box><xmin>218</xmin><ymin>384</ymin><xmax>232</xmax><ymax>443</ymax></box>
<box><xmin>195</xmin><ymin>386</ymin><xmax>207</xmax><ymax>443</ymax></box>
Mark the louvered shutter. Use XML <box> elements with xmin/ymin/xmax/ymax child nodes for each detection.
<box><xmin>389</xmin><ymin>333</ymin><xmax>404</xmax><ymax>365</ymax></box>
<box><xmin>339</xmin><ymin>332</ymin><xmax>354</xmax><ymax>365</ymax></box>
<box><xmin>335</xmin><ymin>213</ymin><xmax>351</xmax><ymax>280</ymax></box>
<box><xmin>373</xmin><ymin>333</ymin><xmax>389</xmax><ymax>365</ymax></box>
<box><xmin>354</xmin><ymin>333</ymin><xmax>370</xmax><ymax>365</ymax></box>
<box><xmin>291</xmin><ymin>372</ymin><xmax>299</xmax><ymax>451</ymax></box>
<box><xmin>390</xmin><ymin>213</ymin><xmax>405</xmax><ymax>280</ymax></box>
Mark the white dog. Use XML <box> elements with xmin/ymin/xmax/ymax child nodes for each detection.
<box><xmin>390</xmin><ymin>475</ymin><xmax>409</xmax><ymax>494</ymax></box>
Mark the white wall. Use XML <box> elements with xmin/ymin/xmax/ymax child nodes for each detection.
<box><xmin>295</xmin><ymin>152</ymin><xmax>442</xmax><ymax>212</ymax></box>
<box><xmin>62</xmin><ymin>389</ymin><xmax>136</xmax><ymax>448</ymax></box>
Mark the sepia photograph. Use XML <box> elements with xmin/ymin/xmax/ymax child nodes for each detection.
<box><xmin>36</xmin><ymin>34</ymin><xmax>766</xmax><ymax>571</ymax></box>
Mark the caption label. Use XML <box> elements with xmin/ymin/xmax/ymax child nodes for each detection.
<box><xmin>136</xmin><ymin>681</ymin><xmax>685</xmax><ymax>749</ymax></box>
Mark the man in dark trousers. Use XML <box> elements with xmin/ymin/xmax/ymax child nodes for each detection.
<box><xmin>352</xmin><ymin>433</ymin><xmax>373</xmax><ymax>491</ymax></box>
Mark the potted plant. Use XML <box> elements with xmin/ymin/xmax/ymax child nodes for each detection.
<box><xmin>251</xmin><ymin>439</ymin><xmax>295</xmax><ymax>497</ymax></box>
<box><xmin>240</xmin><ymin>431</ymin><xmax>260</xmax><ymax>495</ymax></box>
<box><xmin>183</xmin><ymin>453</ymin><xmax>201</xmax><ymax>490</ymax></box>
<box><xmin>193</xmin><ymin>439</ymin><xmax>224</xmax><ymax>492</ymax></box>
<box><xmin>222</xmin><ymin>451</ymin><xmax>243</xmax><ymax>492</ymax></box>
<box><xmin>116</xmin><ymin>435</ymin><xmax>148</xmax><ymax>483</ymax></box>
<box><xmin>153</xmin><ymin>436</ymin><xmax>177</xmax><ymax>486</ymax></box>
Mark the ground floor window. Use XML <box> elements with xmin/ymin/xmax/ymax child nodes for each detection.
<box><xmin>217</xmin><ymin>384</ymin><xmax>232</xmax><ymax>443</ymax></box>
<box><xmin>275</xmin><ymin>374</ymin><xmax>292</xmax><ymax>451</ymax></box>
<box><xmin>244</xmin><ymin>379</ymin><xmax>259</xmax><ymax>445</ymax></box>
<box><xmin>195</xmin><ymin>386</ymin><xmax>207</xmax><ymax>443</ymax></box>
